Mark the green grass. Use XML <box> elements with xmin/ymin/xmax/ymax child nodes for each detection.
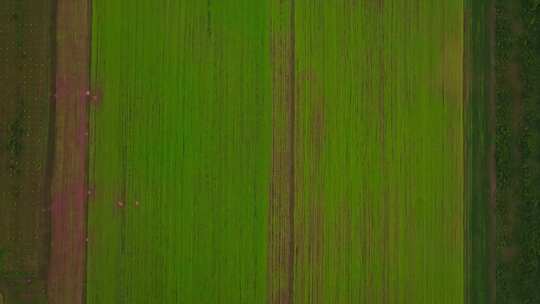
<box><xmin>88</xmin><ymin>1</ymin><xmax>465</xmax><ymax>303</ymax></box>
<box><xmin>463</xmin><ymin>0</ymin><xmax>493</xmax><ymax>303</ymax></box>
<box><xmin>88</xmin><ymin>1</ymin><xmax>271</xmax><ymax>303</ymax></box>
<box><xmin>292</xmin><ymin>1</ymin><xmax>464</xmax><ymax>302</ymax></box>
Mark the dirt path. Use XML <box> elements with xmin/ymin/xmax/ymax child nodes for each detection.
<box><xmin>47</xmin><ymin>1</ymin><xmax>90</xmax><ymax>303</ymax></box>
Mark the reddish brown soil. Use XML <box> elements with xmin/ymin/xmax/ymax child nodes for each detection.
<box><xmin>47</xmin><ymin>1</ymin><xmax>90</xmax><ymax>303</ymax></box>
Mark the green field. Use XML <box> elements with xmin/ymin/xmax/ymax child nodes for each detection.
<box><xmin>87</xmin><ymin>1</ymin><xmax>465</xmax><ymax>303</ymax></box>
<box><xmin>464</xmin><ymin>0</ymin><xmax>495</xmax><ymax>303</ymax></box>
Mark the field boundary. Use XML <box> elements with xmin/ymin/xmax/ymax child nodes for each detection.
<box><xmin>48</xmin><ymin>0</ymin><xmax>90</xmax><ymax>303</ymax></box>
<box><xmin>463</xmin><ymin>0</ymin><xmax>495</xmax><ymax>303</ymax></box>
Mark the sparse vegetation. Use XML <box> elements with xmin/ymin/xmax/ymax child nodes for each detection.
<box><xmin>496</xmin><ymin>0</ymin><xmax>540</xmax><ymax>302</ymax></box>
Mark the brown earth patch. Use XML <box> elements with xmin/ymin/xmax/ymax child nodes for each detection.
<box><xmin>47</xmin><ymin>1</ymin><xmax>90</xmax><ymax>303</ymax></box>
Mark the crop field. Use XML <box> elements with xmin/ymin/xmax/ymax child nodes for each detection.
<box><xmin>86</xmin><ymin>1</ymin><xmax>465</xmax><ymax>303</ymax></box>
<box><xmin>464</xmin><ymin>0</ymin><xmax>494</xmax><ymax>303</ymax></box>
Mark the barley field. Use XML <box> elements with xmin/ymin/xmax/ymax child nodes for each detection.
<box><xmin>86</xmin><ymin>1</ymin><xmax>465</xmax><ymax>303</ymax></box>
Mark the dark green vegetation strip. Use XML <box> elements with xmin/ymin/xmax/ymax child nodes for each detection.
<box><xmin>464</xmin><ymin>0</ymin><xmax>495</xmax><ymax>303</ymax></box>
<box><xmin>89</xmin><ymin>1</ymin><xmax>464</xmax><ymax>303</ymax></box>
<box><xmin>496</xmin><ymin>0</ymin><xmax>540</xmax><ymax>302</ymax></box>
<box><xmin>0</xmin><ymin>1</ymin><xmax>54</xmax><ymax>303</ymax></box>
